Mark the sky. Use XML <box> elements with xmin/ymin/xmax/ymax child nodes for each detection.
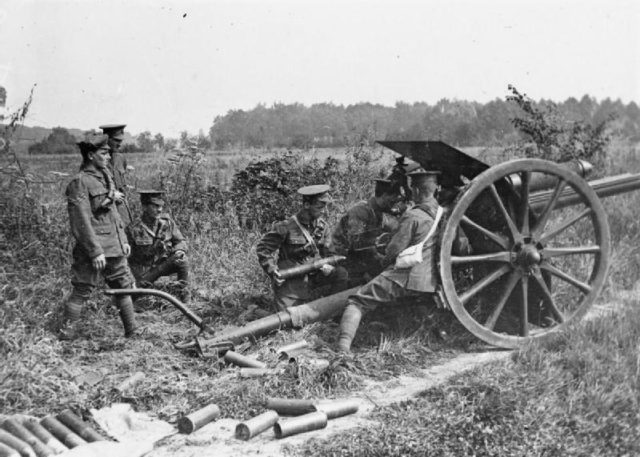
<box><xmin>1</xmin><ymin>0</ymin><xmax>639</xmax><ymax>137</ymax></box>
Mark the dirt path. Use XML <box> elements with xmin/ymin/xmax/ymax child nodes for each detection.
<box><xmin>146</xmin><ymin>350</ymin><xmax>512</xmax><ymax>457</ymax></box>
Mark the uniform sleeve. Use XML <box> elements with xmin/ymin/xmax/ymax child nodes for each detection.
<box><xmin>328</xmin><ymin>215</ymin><xmax>349</xmax><ymax>255</ymax></box>
<box><xmin>66</xmin><ymin>178</ymin><xmax>103</xmax><ymax>258</ymax></box>
<box><xmin>383</xmin><ymin>214</ymin><xmax>421</xmax><ymax>267</ymax></box>
<box><xmin>328</xmin><ymin>206</ymin><xmax>368</xmax><ymax>255</ymax></box>
<box><xmin>256</xmin><ymin>222</ymin><xmax>287</xmax><ymax>275</ymax></box>
<box><xmin>170</xmin><ymin>219</ymin><xmax>188</xmax><ymax>253</ymax></box>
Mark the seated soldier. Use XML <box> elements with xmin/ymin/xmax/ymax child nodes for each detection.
<box><xmin>328</xmin><ymin>179</ymin><xmax>402</xmax><ymax>285</ymax></box>
<box><xmin>337</xmin><ymin>168</ymin><xmax>469</xmax><ymax>352</ymax></box>
<box><xmin>126</xmin><ymin>190</ymin><xmax>190</xmax><ymax>302</ymax></box>
<box><xmin>256</xmin><ymin>184</ymin><xmax>349</xmax><ymax>311</ymax></box>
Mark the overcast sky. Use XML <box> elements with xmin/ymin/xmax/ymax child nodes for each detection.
<box><xmin>1</xmin><ymin>0</ymin><xmax>639</xmax><ymax>137</ymax></box>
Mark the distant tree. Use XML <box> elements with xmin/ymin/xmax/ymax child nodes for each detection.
<box><xmin>28</xmin><ymin>127</ymin><xmax>77</xmax><ymax>155</ymax></box>
<box><xmin>164</xmin><ymin>138</ymin><xmax>178</xmax><ymax>152</ymax></box>
<box><xmin>136</xmin><ymin>131</ymin><xmax>153</xmax><ymax>152</ymax></box>
<box><xmin>154</xmin><ymin>133</ymin><xmax>165</xmax><ymax>150</ymax></box>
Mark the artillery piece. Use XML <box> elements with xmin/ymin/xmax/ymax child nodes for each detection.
<box><xmin>108</xmin><ymin>141</ymin><xmax>640</xmax><ymax>350</ymax></box>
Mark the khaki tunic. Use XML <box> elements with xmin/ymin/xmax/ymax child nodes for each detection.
<box><xmin>108</xmin><ymin>151</ymin><xmax>132</xmax><ymax>225</ymax></box>
<box><xmin>127</xmin><ymin>214</ymin><xmax>187</xmax><ymax>267</ymax></box>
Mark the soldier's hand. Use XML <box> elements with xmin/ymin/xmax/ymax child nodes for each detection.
<box><xmin>173</xmin><ymin>250</ymin><xmax>186</xmax><ymax>259</ymax></box>
<box><xmin>272</xmin><ymin>270</ymin><xmax>285</xmax><ymax>287</ymax></box>
<box><xmin>320</xmin><ymin>264</ymin><xmax>335</xmax><ymax>276</ymax></box>
<box><xmin>92</xmin><ymin>254</ymin><xmax>106</xmax><ymax>271</ymax></box>
<box><xmin>123</xmin><ymin>243</ymin><xmax>131</xmax><ymax>257</ymax></box>
<box><xmin>113</xmin><ymin>190</ymin><xmax>125</xmax><ymax>203</ymax></box>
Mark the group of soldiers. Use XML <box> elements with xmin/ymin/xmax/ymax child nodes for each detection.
<box><xmin>61</xmin><ymin>127</ymin><xmax>468</xmax><ymax>352</ymax></box>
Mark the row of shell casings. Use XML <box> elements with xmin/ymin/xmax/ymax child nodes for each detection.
<box><xmin>0</xmin><ymin>409</ymin><xmax>107</xmax><ymax>457</ymax></box>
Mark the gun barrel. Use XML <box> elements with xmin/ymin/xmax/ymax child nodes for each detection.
<box><xmin>279</xmin><ymin>256</ymin><xmax>346</xmax><ymax>280</ymax></box>
<box><xmin>529</xmin><ymin>172</ymin><xmax>640</xmax><ymax>211</ymax></box>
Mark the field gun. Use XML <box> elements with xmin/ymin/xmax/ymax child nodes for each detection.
<box><xmin>108</xmin><ymin>141</ymin><xmax>640</xmax><ymax>351</ymax></box>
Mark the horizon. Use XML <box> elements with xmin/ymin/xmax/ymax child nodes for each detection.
<box><xmin>2</xmin><ymin>0</ymin><xmax>638</xmax><ymax>137</ymax></box>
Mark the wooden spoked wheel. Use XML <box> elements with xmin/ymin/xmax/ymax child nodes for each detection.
<box><xmin>439</xmin><ymin>159</ymin><xmax>611</xmax><ymax>348</ymax></box>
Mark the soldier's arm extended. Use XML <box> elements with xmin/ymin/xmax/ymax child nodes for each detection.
<box><xmin>256</xmin><ymin>223</ymin><xmax>287</xmax><ymax>275</ymax></box>
<box><xmin>66</xmin><ymin>178</ymin><xmax>103</xmax><ymax>259</ymax></box>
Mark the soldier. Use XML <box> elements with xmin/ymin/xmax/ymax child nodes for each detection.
<box><xmin>126</xmin><ymin>191</ymin><xmax>190</xmax><ymax>302</ymax></box>
<box><xmin>256</xmin><ymin>184</ymin><xmax>349</xmax><ymax>311</ymax></box>
<box><xmin>328</xmin><ymin>179</ymin><xmax>402</xmax><ymax>285</ymax></box>
<box><xmin>60</xmin><ymin>133</ymin><xmax>138</xmax><ymax>339</ymax></box>
<box><xmin>99</xmin><ymin>124</ymin><xmax>132</xmax><ymax>225</ymax></box>
<box><xmin>337</xmin><ymin>169</ymin><xmax>467</xmax><ymax>352</ymax></box>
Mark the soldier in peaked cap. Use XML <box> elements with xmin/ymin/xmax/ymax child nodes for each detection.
<box><xmin>336</xmin><ymin>168</ymin><xmax>469</xmax><ymax>352</ymax></box>
<box><xmin>328</xmin><ymin>179</ymin><xmax>403</xmax><ymax>285</ymax></box>
<box><xmin>126</xmin><ymin>190</ymin><xmax>190</xmax><ymax>302</ymax></box>
<box><xmin>99</xmin><ymin>123</ymin><xmax>132</xmax><ymax>225</ymax></box>
<box><xmin>60</xmin><ymin>133</ymin><xmax>139</xmax><ymax>339</ymax></box>
<box><xmin>256</xmin><ymin>184</ymin><xmax>349</xmax><ymax>311</ymax></box>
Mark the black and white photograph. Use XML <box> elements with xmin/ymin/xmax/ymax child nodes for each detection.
<box><xmin>1</xmin><ymin>0</ymin><xmax>639</xmax><ymax>455</ymax></box>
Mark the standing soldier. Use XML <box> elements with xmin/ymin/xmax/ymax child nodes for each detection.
<box><xmin>329</xmin><ymin>179</ymin><xmax>402</xmax><ymax>285</ymax></box>
<box><xmin>256</xmin><ymin>185</ymin><xmax>349</xmax><ymax>311</ymax></box>
<box><xmin>61</xmin><ymin>133</ymin><xmax>138</xmax><ymax>339</ymax></box>
<box><xmin>99</xmin><ymin>124</ymin><xmax>132</xmax><ymax>225</ymax></box>
<box><xmin>126</xmin><ymin>191</ymin><xmax>190</xmax><ymax>302</ymax></box>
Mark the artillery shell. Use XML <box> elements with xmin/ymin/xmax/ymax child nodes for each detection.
<box><xmin>115</xmin><ymin>371</ymin><xmax>145</xmax><ymax>393</ymax></box>
<box><xmin>21</xmin><ymin>420</ymin><xmax>66</xmax><ymax>455</ymax></box>
<box><xmin>238</xmin><ymin>368</ymin><xmax>278</xmax><ymax>378</ymax></box>
<box><xmin>177</xmin><ymin>404</ymin><xmax>221</xmax><ymax>434</ymax></box>
<box><xmin>265</xmin><ymin>398</ymin><xmax>316</xmax><ymax>416</ymax></box>
<box><xmin>56</xmin><ymin>410</ymin><xmax>105</xmax><ymax>442</ymax></box>
<box><xmin>276</xmin><ymin>340</ymin><xmax>309</xmax><ymax>359</ymax></box>
<box><xmin>223</xmin><ymin>351</ymin><xmax>266</xmax><ymax>369</ymax></box>
<box><xmin>1</xmin><ymin>419</ymin><xmax>54</xmax><ymax>457</ymax></box>
<box><xmin>39</xmin><ymin>417</ymin><xmax>85</xmax><ymax>449</ymax></box>
<box><xmin>0</xmin><ymin>429</ymin><xmax>36</xmax><ymax>457</ymax></box>
<box><xmin>0</xmin><ymin>442</ymin><xmax>20</xmax><ymax>457</ymax></box>
<box><xmin>314</xmin><ymin>399</ymin><xmax>360</xmax><ymax>419</ymax></box>
<box><xmin>273</xmin><ymin>411</ymin><xmax>327</xmax><ymax>439</ymax></box>
<box><xmin>235</xmin><ymin>410</ymin><xmax>279</xmax><ymax>441</ymax></box>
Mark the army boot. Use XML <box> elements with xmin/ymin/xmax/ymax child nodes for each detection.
<box><xmin>115</xmin><ymin>295</ymin><xmax>139</xmax><ymax>337</ymax></box>
<box><xmin>337</xmin><ymin>302</ymin><xmax>362</xmax><ymax>353</ymax></box>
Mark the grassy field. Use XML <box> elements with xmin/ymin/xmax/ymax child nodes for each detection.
<box><xmin>1</xmin><ymin>140</ymin><xmax>640</xmax><ymax>454</ymax></box>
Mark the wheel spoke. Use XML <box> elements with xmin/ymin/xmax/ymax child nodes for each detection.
<box><xmin>540</xmin><ymin>261</ymin><xmax>592</xmax><ymax>294</ymax></box>
<box><xmin>520</xmin><ymin>275</ymin><xmax>529</xmax><ymax>337</ymax></box>
<box><xmin>539</xmin><ymin>208</ymin><xmax>592</xmax><ymax>244</ymax></box>
<box><xmin>461</xmin><ymin>215</ymin><xmax>510</xmax><ymax>250</ymax></box>
<box><xmin>518</xmin><ymin>171</ymin><xmax>531</xmax><ymax>236</ymax></box>
<box><xmin>460</xmin><ymin>264</ymin><xmax>512</xmax><ymax>305</ymax></box>
<box><xmin>489</xmin><ymin>184</ymin><xmax>521</xmax><ymax>242</ymax></box>
<box><xmin>532</xmin><ymin>178</ymin><xmax>566</xmax><ymax>236</ymax></box>
<box><xmin>532</xmin><ymin>268</ymin><xmax>565</xmax><ymax>323</ymax></box>
<box><xmin>484</xmin><ymin>270</ymin><xmax>521</xmax><ymax>330</ymax></box>
<box><xmin>451</xmin><ymin>251</ymin><xmax>512</xmax><ymax>264</ymax></box>
<box><xmin>541</xmin><ymin>245</ymin><xmax>601</xmax><ymax>257</ymax></box>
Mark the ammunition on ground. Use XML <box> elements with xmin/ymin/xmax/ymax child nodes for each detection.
<box><xmin>314</xmin><ymin>399</ymin><xmax>360</xmax><ymax>419</ymax></box>
<box><xmin>276</xmin><ymin>340</ymin><xmax>309</xmax><ymax>359</ymax></box>
<box><xmin>1</xmin><ymin>419</ymin><xmax>54</xmax><ymax>457</ymax></box>
<box><xmin>177</xmin><ymin>404</ymin><xmax>221</xmax><ymax>434</ymax></box>
<box><xmin>265</xmin><ymin>398</ymin><xmax>316</xmax><ymax>416</ymax></box>
<box><xmin>0</xmin><ymin>441</ymin><xmax>20</xmax><ymax>457</ymax></box>
<box><xmin>115</xmin><ymin>371</ymin><xmax>145</xmax><ymax>393</ymax></box>
<box><xmin>0</xmin><ymin>428</ymin><xmax>36</xmax><ymax>457</ymax></box>
<box><xmin>39</xmin><ymin>417</ymin><xmax>85</xmax><ymax>449</ymax></box>
<box><xmin>55</xmin><ymin>410</ymin><xmax>104</xmax><ymax>442</ymax></box>
<box><xmin>235</xmin><ymin>410</ymin><xmax>279</xmax><ymax>441</ymax></box>
<box><xmin>278</xmin><ymin>255</ymin><xmax>346</xmax><ymax>280</ymax></box>
<box><xmin>20</xmin><ymin>420</ymin><xmax>66</xmax><ymax>455</ymax></box>
<box><xmin>223</xmin><ymin>351</ymin><xmax>266</xmax><ymax>369</ymax></box>
<box><xmin>273</xmin><ymin>411</ymin><xmax>327</xmax><ymax>439</ymax></box>
<box><xmin>238</xmin><ymin>368</ymin><xmax>278</xmax><ymax>378</ymax></box>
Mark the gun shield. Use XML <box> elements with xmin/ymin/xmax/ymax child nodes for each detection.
<box><xmin>177</xmin><ymin>404</ymin><xmax>221</xmax><ymax>434</ymax></box>
<box><xmin>235</xmin><ymin>410</ymin><xmax>279</xmax><ymax>441</ymax></box>
<box><xmin>273</xmin><ymin>411</ymin><xmax>327</xmax><ymax>439</ymax></box>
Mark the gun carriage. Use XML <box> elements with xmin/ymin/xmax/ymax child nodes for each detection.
<box><xmin>108</xmin><ymin>141</ymin><xmax>640</xmax><ymax>351</ymax></box>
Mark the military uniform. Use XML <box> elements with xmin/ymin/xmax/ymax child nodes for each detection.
<box><xmin>100</xmin><ymin>124</ymin><xmax>132</xmax><ymax>226</ymax></box>
<box><xmin>329</xmin><ymin>197</ymin><xmax>398</xmax><ymax>284</ymax></box>
<box><xmin>256</xmin><ymin>185</ymin><xmax>348</xmax><ymax>311</ymax></box>
<box><xmin>62</xmin><ymin>134</ymin><xmax>137</xmax><ymax>338</ymax></box>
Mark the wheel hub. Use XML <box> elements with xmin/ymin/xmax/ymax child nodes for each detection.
<box><xmin>514</xmin><ymin>243</ymin><xmax>542</xmax><ymax>270</ymax></box>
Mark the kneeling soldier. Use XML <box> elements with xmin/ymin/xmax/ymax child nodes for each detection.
<box><xmin>61</xmin><ymin>134</ymin><xmax>138</xmax><ymax>339</ymax></box>
<box><xmin>256</xmin><ymin>185</ymin><xmax>349</xmax><ymax>311</ymax></box>
<box><xmin>126</xmin><ymin>190</ymin><xmax>190</xmax><ymax>302</ymax></box>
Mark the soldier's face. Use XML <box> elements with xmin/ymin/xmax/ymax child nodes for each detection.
<box><xmin>143</xmin><ymin>202</ymin><xmax>164</xmax><ymax>220</ymax></box>
<box><xmin>306</xmin><ymin>200</ymin><xmax>327</xmax><ymax>220</ymax></box>
<box><xmin>380</xmin><ymin>192</ymin><xmax>402</xmax><ymax>211</ymax></box>
<box><xmin>89</xmin><ymin>149</ymin><xmax>110</xmax><ymax>169</ymax></box>
<box><xmin>108</xmin><ymin>137</ymin><xmax>123</xmax><ymax>151</ymax></box>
